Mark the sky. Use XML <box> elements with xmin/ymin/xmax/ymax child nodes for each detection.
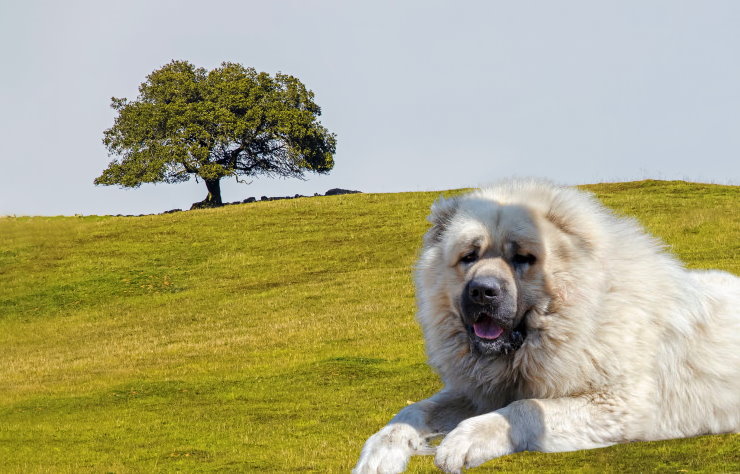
<box><xmin>1</xmin><ymin>1</ymin><xmax>739</xmax><ymax>216</ymax></box>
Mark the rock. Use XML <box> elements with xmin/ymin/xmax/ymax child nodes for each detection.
<box><xmin>325</xmin><ymin>188</ymin><xmax>361</xmax><ymax>196</ymax></box>
<box><xmin>162</xmin><ymin>209</ymin><xmax>182</xmax><ymax>214</ymax></box>
<box><xmin>243</xmin><ymin>197</ymin><xmax>256</xmax><ymax>203</ymax></box>
<box><xmin>190</xmin><ymin>200</ymin><xmax>223</xmax><ymax>210</ymax></box>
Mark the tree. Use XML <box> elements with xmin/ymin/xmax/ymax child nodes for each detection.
<box><xmin>95</xmin><ymin>60</ymin><xmax>336</xmax><ymax>208</ymax></box>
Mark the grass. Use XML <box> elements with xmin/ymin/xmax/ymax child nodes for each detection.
<box><xmin>0</xmin><ymin>180</ymin><xmax>738</xmax><ymax>472</ymax></box>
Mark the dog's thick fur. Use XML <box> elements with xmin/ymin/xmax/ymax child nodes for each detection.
<box><xmin>354</xmin><ymin>180</ymin><xmax>740</xmax><ymax>473</ymax></box>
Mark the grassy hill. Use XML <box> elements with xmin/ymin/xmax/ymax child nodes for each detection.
<box><xmin>0</xmin><ymin>180</ymin><xmax>738</xmax><ymax>472</ymax></box>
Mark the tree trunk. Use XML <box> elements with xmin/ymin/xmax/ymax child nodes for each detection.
<box><xmin>190</xmin><ymin>178</ymin><xmax>223</xmax><ymax>209</ymax></box>
<box><xmin>204</xmin><ymin>178</ymin><xmax>223</xmax><ymax>205</ymax></box>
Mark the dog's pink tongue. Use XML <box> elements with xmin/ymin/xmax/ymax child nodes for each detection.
<box><xmin>473</xmin><ymin>317</ymin><xmax>504</xmax><ymax>340</ymax></box>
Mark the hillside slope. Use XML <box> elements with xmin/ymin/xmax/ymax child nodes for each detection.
<box><xmin>0</xmin><ymin>181</ymin><xmax>738</xmax><ymax>472</ymax></box>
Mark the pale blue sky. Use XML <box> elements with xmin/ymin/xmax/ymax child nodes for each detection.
<box><xmin>1</xmin><ymin>1</ymin><xmax>738</xmax><ymax>216</ymax></box>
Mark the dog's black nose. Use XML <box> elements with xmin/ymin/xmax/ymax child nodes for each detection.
<box><xmin>467</xmin><ymin>277</ymin><xmax>502</xmax><ymax>305</ymax></box>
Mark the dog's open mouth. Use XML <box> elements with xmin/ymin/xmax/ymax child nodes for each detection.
<box><xmin>473</xmin><ymin>314</ymin><xmax>504</xmax><ymax>340</ymax></box>
<box><xmin>466</xmin><ymin>312</ymin><xmax>528</xmax><ymax>356</ymax></box>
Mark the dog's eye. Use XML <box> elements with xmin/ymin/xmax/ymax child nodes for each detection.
<box><xmin>513</xmin><ymin>253</ymin><xmax>536</xmax><ymax>266</ymax></box>
<box><xmin>460</xmin><ymin>251</ymin><xmax>478</xmax><ymax>264</ymax></box>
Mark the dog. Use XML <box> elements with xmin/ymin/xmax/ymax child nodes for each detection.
<box><xmin>354</xmin><ymin>179</ymin><xmax>740</xmax><ymax>473</ymax></box>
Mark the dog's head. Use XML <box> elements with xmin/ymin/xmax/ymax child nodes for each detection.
<box><xmin>426</xmin><ymin>196</ymin><xmax>546</xmax><ymax>357</ymax></box>
<box><xmin>418</xmin><ymin>181</ymin><xmax>603</xmax><ymax>362</ymax></box>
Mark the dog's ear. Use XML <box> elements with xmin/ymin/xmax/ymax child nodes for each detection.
<box><xmin>424</xmin><ymin>196</ymin><xmax>459</xmax><ymax>247</ymax></box>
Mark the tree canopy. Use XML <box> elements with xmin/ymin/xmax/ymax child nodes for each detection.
<box><xmin>95</xmin><ymin>60</ymin><xmax>336</xmax><ymax>208</ymax></box>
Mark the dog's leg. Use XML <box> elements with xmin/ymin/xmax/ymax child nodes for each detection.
<box><xmin>353</xmin><ymin>390</ymin><xmax>476</xmax><ymax>474</ymax></box>
<box><xmin>435</xmin><ymin>396</ymin><xmax>623</xmax><ymax>473</ymax></box>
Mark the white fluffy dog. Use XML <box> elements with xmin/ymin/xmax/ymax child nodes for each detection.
<box><xmin>354</xmin><ymin>180</ymin><xmax>740</xmax><ymax>473</ymax></box>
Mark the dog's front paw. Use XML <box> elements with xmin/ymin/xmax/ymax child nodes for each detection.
<box><xmin>353</xmin><ymin>423</ymin><xmax>427</xmax><ymax>474</ymax></box>
<box><xmin>435</xmin><ymin>413</ymin><xmax>515</xmax><ymax>473</ymax></box>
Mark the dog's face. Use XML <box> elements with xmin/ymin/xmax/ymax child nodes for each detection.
<box><xmin>423</xmin><ymin>197</ymin><xmax>553</xmax><ymax>358</ymax></box>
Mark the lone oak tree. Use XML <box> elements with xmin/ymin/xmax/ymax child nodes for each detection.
<box><xmin>95</xmin><ymin>60</ymin><xmax>336</xmax><ymax>208</ymax></box>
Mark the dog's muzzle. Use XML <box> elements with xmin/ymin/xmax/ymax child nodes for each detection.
<box><xmin>461</xmin><ymin>277</ymin><xmax>525</xmax><ymax>356</ymax></box>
